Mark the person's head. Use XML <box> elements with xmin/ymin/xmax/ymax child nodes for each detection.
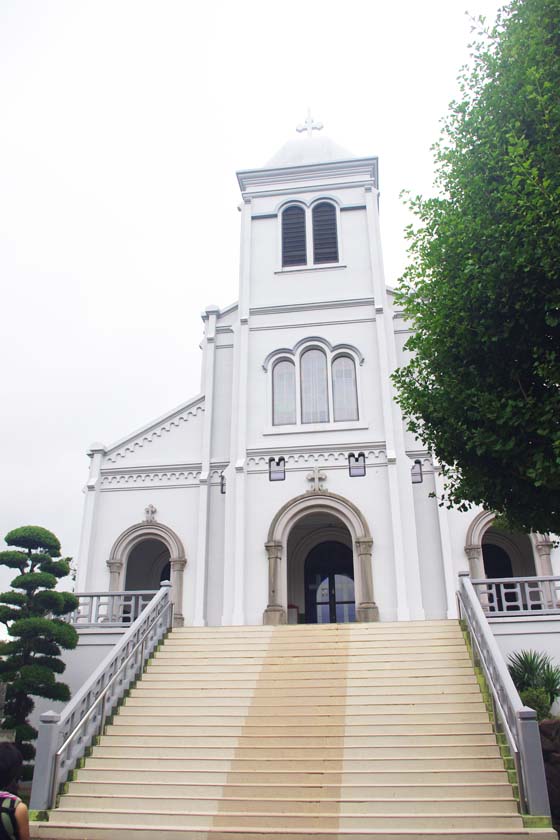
<box><xmin>0</xmin><ymin>743</ymin><xmax>23</xmax><ymax>792</ymax></box>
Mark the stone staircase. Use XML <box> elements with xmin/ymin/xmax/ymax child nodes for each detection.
<box><xmin>32</xmin><ymin>621</ymin><xmax>556</xmax><ymax>839</ymax></box>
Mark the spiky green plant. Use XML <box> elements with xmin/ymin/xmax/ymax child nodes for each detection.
<box><xmin>508</xmin><ymin>649</ymin><xmax>560</xmax><ymax>709</ymax></box>
<box><xmin>0</xmin><ymin>526</ymin><xmax>79</xmax><ymax>779</ymax></box>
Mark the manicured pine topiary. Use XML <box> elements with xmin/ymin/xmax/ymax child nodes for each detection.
<box><xmin>0</xmin><ymin>526</ymin><xmax>79</xmax><ymax>779</ymax></box>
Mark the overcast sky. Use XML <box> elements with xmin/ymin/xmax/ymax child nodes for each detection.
<box><xmin>1</xmin><ymin>0</ymin><xmax>506</xmax><ymax>579</ymax></box>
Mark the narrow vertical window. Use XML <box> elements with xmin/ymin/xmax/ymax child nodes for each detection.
<box><xmin>332</xmin><ymin>355</ymin><xmax>358</xmax><ymax>421</ymax></box>
<box><xmin>272</xmin><ymin>360</ymin><xmax>296</xmax><ymax>425</ymax></box>
<box><xmin>282</xmin><ymin>205</ymin><xmax>306</xmax><ymax>267</ymax></box>
<box><xmin>312</xmin><ymin>202</ymin><xmax>338</xmax><ymax>264</ymax></box>
<box><xmin>301</xmin><ymin>349</ymin><xmax>329</xmax><ymax>423</ymax></box>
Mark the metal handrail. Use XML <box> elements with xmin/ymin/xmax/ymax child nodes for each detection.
<box><xmin>30</xmin><ymin>582</ymin><xmax>173</xmax><ymax>811</ymax></box>
<box><xmin>457</xmin><ymin>572</ymin><xmax>550</xmax><ymax>817</ymax></box>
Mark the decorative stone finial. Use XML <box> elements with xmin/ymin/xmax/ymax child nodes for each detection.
<box><xmin>306</xmin><ymin>466</ymin><xmax>327</xmax><ymax>493</ymax></box>
<box><xmin>296</xmin><ymin>109</ymin><xmax>323</xmax><ymax>138</ymax></box>
<box><xmin>144</xmin><ymin>504</ymin><xmax>157</xmax><ymax>523</ymax></box>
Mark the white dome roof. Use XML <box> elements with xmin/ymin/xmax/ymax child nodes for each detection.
<box><xmin>265</xmin><ymin>134</ymin><xmax>355</xmax><ymax>168</ymax></box>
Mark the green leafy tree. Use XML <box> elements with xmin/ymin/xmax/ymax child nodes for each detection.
<box><xmin>393</xmin><ymin>0</ymin><xmax>560</xmax><ymax>533</ymax></box>
<box><xmin>0</xmin><ymin>526</ymin><xmax>78</xmax><ymax>778</ymax></box>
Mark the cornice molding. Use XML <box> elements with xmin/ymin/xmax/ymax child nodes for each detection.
<box><xmin>237</xmin><ymin>158</ymin><xmax>378</xmax><ymax>193</ymax></box>
<box><xmin>246</xmin><ymin>448</ymin><xmax>387</xmax><ymax>470</ymax></box>
<box><xmin>249</xmin><ymin>297</ymin><xmax>374</xmax><ymax>317</ymax></box>
<box><xmin>100</xmin><ymin>468</ymin><xmax>202</xmax><ymax>488</ymax></box>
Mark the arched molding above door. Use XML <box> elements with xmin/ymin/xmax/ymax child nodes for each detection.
<box><xmin>264</xmin><ymin>492</ymin><xmax>377</xmax><ymax>625</ymax></box>
<box><xmin>267</xmin><ymin>491</ymin><xmax>371</xmax><ymax>546</ymax></box>
<box><xmin>464</xmin><ymin>510</ymin><xmax>547</xmax><ymax>577</ymax></box>
<box><xmin>107</xmin><ymin>521</ymin><xmax>187</xmax><ymax>626</ymax></box>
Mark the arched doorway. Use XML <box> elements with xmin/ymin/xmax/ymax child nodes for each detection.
<box><xmin>264</xmin><ymin>492</ymin><xmax>378</xmax><ymax>624</ymax></box>
<box><xmin>304</xmin><ymin>541</ymin><xmax>355</xmax><ymax>624</ymax></box>
<box><xmin>108</xmin><ymin>521</ymin><xmax>187</xmax><ymax>626</ymax></box>
<box><xmin>124</xmin><ymin>538</ymin><xmax>171</xmax><ymax>590</ymax></box>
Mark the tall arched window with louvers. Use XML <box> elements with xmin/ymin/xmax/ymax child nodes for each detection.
<box><xmin>312</xmin><ymin>202</ymin><xmax>338</xmax><ymax>264</ymax></box>
<box><xmin>282</xmin><ymin>205</ymin><xmax>306</xmax><ymax>267</ymax></box>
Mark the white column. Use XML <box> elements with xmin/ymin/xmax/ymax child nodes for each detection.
<box><xmin>433</xmin><ymin>460</ymin><xmax>459</xmax><ymax>618</ymax></box>
<box><xmin>534</xmin><ymin>537</ymin><xmax>554</xmax><ymax>576</ymax></box>
<box><xmin>192</xmin><ymin>306</ymin><xmax>219</xmax><ymax>627</ymax></box>
<box><xmin>224</xmin><ymin>196</ymin><xmax>252</xmax><ymax>626</ymax></box>
<box><xmin>76</xmin><ymin>444</ymin><xmax>104</xmax><ymax>592</ymax></box>
<box><xmin>355</xmin><ymin>537</ymin><xmax>379</xmax><ymax>622</ymax></box>
<box><xmin>107</xmin><ymin>560</ymin><xmax>122</xmax><ymax>591</ymax></box>
<box><xmin>263</xmin><ymin>540</ymin><xmax>286</xmax><ymax>625</ymax></box>
<box><xmin>364</xmin><ymin>186</ymin><xmax>424</xmax><ymax>620</ymax></box>
<box><xmin>170</xmin><ymin>557</ymin><xmax>187</xmax><ymax>626</ymax></box>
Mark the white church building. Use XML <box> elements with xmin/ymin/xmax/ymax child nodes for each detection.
<box><xmin>74</xmin><ymin>120</ymin><xmax>558</xmax><ymax>632</ymax></box>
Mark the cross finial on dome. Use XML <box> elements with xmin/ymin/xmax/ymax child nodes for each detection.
<box><xmin>296</xmin><ymin>109</ymin><xmax>323</xmax><ymax>138</ymax></box>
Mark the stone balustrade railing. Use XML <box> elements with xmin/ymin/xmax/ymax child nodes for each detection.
<box><xmin>64</xmin><ymin>589</ymin><xmax>158</xmax><ymax>627</ymax></box>
<box><xmin>471</xmin><ymin>575</ymin><xmax>560</xmax><ymax>616</ymax></box>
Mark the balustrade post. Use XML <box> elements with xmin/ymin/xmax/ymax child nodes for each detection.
<box><xmin>30</xmin><ymin>711</ymin><xmax>61</xmax><ymax>810</ymax></box>
<box><xmin>517</xmin><ymin>708</ymin><xmax>551</xmax><ymax>817</ymax></box>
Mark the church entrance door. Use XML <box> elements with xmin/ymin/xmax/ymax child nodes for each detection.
<box><xmin>304</xmin><ymin>541</ymin><xmax>355</xmax><ymax>624</ymax></box>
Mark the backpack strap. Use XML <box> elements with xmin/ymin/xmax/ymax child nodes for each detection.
<box><xmin>0</xmin><ymin>794</ymin><xmax>20</xmax><ymax>840</ymax></box>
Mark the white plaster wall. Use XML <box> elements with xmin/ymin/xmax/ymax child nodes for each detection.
<box><xmin>490</xmin><ymin>616</ymin><xmax>560</xmax><ymax>668</ymax></box>
<box><xmin>210</xmin><ymin>343</ymin><xmax>234</xmax><ymax>462</ymax></box>
<box><xmin>30</xmin><ymin>629</ymin><xmax>125</xmax><ymax>738</ymax></box>
<box><xmin>205</xmin><ymin>483</ymin><xmax>226</xmax><ymax>626</ymax></box>
<box><xmin>102</xmin><ymin>407</ymin><xmax>204</xmax><ymax>468</ymax></box>
<box><xmin>413</xmin><ymin>468</ymin><xmax>448</xmax><ymax>618</ymax></box>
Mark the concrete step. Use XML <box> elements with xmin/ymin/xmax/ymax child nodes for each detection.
<box><xmin>108</xmin><ymin>722</ymin><xmax>495</xmax><ymax>735</ymax></box>
<box><xmin>91</xmin><ymin>744</ymin><xmax>502</xmax><ymax>759</ymax></box>
<box><xmin>152</xmin><ymin>652</ymin><xmax>471</xmax><ymax>665</ymax></box>
<box><xmin>58</xmin><ymin>794</ymin><xmax>520</xmax><ymax>815</ymax></box>
<box><xmin>30</xmin><ymin>825</ymin><xmax>559</xmax><ymax>840</ymax></box>
<box><xmin>65</xmin><ymin>781</ymin><xmax>517</xmax><ymax>800</ymax></box>
<box><xmin>141</xmin><ymin>665</ymin><xmax>476</xmax><ymax>678</ymax></box>
<box><xmin>135</xmin><ymin>674</ymin><xmax>480</xmax><ymax>688</ymax></box>
<box><xmin>99</xmin><ymin>732</ymin><xmax>500</xmax><ymax>747</ymax></box>
<box><xmin>146</xmin><ymin>657</ymin><xmax>472</xmax><ymax>679</ymax></box>
<box><xmin>129</xmin><ymin>680</ymin><xmax>481</xmax><ymax>696</ymax></box>
<box><xmin>75</xmin><ymin>767</ymin><xmax>510</xmax><ymax>784</ymax></box>
<box><xmin>46</xmin><ymin>808</ymin><xmax>524</xmax><ymax>830</ymax></box>
<box><xmin>113</xmin><ymin>710</ymin><xmax>491</xmax><ymax>724</ymax></box>
<box><xmin>122</xmin><ymin>692</ymin><xmax>484</xmax><ymax>715</ymax></box>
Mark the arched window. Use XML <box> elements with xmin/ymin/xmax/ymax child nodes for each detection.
<box><xmin>312</xmin><ymin>202</ymin><xmax>338</xmax><ymax>264</ymax></box>
<box><xmin>272</xmin><ymin>360</ymin><xmax>296</xmax><ymax>425</ymax></box>
<box><xmin>282</xmin><ymin>205</ymin><xmax>306</xmax><ymax>267</ymax></box>
<box><xmin>332</xmin><ymin>355</ymin><xmax>358</xmax><ymax>421</ymax></box>
<box><xmin>301</xmin><ymin>348</ymin><xmax>329</xmax><ymax>424</ymax></box>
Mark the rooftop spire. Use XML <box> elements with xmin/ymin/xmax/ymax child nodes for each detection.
<box><xmin>296</xmin><ymin>109</ymin><xmax>323</xmax><ymax>138</ymax></box>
